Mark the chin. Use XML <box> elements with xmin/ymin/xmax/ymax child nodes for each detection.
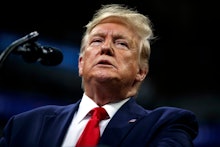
<box><xmin>90</xmin><ymin>69</ymin><xmax>119</xmax><ymax>82</ymax></box>
<box><xmin>96</xmin><ymin>75</ymin><xmax>115</xmax><ymax>82</ymax></box>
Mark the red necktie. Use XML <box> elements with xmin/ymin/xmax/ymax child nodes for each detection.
<box><xmin>76</xmin><ymin>107</ymin><xmax>108</xmax><ymax>147</ymax></box>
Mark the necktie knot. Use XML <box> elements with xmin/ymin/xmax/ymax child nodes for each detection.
<box><xmin>90</xmin><ymin>107</ymin><xmax>109</xmax><ymax>121</ymax></box>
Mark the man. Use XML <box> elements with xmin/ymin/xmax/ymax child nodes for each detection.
<box><xmin>0</xmin><ymin>4</ymin><xmax>198</xmax><ymax>147</ymax></box>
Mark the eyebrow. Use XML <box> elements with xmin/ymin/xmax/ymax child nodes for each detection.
<box><xmin>91</xmin><ymin>31</ymin><xmax>131</xmax><ymax>42</ymax></box>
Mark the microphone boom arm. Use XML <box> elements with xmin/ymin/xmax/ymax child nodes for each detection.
<box><xmin>0</xmin><ymin>31</ymin><xmax>39</xmax><ymax>68</ymax></box>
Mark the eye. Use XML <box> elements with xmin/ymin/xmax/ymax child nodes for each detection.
<box><xmin>90</xmin><ymin>37</ymin><xmax>103</xmax><ymax>46</ymax></box>
<box><xmin>115</xmin><ymin>40</ymin><xmax>129</xmax><ymax>49</ymax></box>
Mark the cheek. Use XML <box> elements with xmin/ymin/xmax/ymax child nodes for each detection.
<box><xmin>123</xmin><ymin>54</ymin><xmax>139</xmax><ymax>73</ymax></box>
<box><xmin>84</xmin><ymin>48</ymin><xmax>98</xmax><ymax>59</ymax></box>
<box><xmin>120</xmin><ymin>52</ymin><xmax>138</xmax><ymax>67</ymax></box>
<box><xmin>81</xmin><ymin>51</ymin><xmax>96</xmax><ymax>70</ymax></box>
<box><xmin>119</xmin><ymin>57</ymin><xmax>138</xmax><ymax>74</ymax></box>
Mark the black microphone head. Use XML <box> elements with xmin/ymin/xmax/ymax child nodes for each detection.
<box><xmin>18</xmin><ymin>43</ymin><xmax>40</xmax><ymax>63</ymax></box>
<box><xmin>39</xmin><ymin>46</ymin><xmax>63</xmax><ymax>66</ymax></box>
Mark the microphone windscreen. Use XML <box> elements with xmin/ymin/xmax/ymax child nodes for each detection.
<box><xmin>40</xmin><ymin>46</ymin><xmax>63</xmax><ymax>66</ymax></box>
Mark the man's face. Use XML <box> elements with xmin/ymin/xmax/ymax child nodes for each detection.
<box><xmin>78</xmin><ymin>21</ymin><xmax>145</xmax><ymax>88</ymax></box>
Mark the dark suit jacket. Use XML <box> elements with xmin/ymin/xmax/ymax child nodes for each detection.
<box><xmin>0</xmin><ymin>98</ymin><xmax>198</xmax><ymax>147</ymax></box>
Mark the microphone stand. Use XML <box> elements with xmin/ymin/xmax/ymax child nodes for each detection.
<box><xmin>0</xmin><ymin>31</ymin><xmax>39</xmax><ymax>69</ymax></box>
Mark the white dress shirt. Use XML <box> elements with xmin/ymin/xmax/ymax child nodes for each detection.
<box><xmin>62</xmin><ymin>93</ymin><xmax>130</xmax><ymax>147</ymax></box>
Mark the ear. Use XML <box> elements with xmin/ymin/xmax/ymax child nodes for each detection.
<box><xmin>135</xmin><ymin>67</ymin><xmax>148</xmax><ymax>82</ymax></box>
<box><xmin>78</xmin><ymin>56</ymin><xmax>84</xmax><ymax>76</ymax></box>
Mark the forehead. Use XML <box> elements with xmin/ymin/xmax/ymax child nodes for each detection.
<box><xmin>96</xmin><ymin>16</ymin><xmax>131</xmax><ymax>30</ymax></box>
<box><xmin>91</xmin><ymin>23</ymin><xmax>128</xmax><ymax>36</ymax></box>
<box><xmin>90</xmin><ymin>17</ymin><xmax>136</xmax><ymax>37</ymax></box>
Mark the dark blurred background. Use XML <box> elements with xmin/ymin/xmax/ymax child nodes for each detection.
<box><xmin>0</xmin><ymin>0</ymin><xmax>219</xmax><ymax>146</ymax></box>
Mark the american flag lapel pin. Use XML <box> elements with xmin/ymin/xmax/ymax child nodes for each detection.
<box><xmin>128</xmin><ymin>119</ymin><xmax>137</xmax><ymax>123</ymax></box>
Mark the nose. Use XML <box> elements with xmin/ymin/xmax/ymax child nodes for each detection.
<box><xmin>100</xmin><ymin>41</ymin><xmax>114</xmax><ymax>56</ymax></box>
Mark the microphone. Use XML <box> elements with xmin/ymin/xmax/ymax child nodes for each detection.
<box><xmin>0</xmin><ymin>31</ymin><xmax>63</xmax><ymax>68</ymax></box>
<box><xmin>14</xmin><ymin>42</ymin><xmax>63</xmax><ymax>66</ymax></box>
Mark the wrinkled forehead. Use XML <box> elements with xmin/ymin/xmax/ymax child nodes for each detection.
<box><xmin>91</xmin><ymin>16</ymin><xmax>139</xmax><ymax>39</ymax></box>
<box><xmin>98</xmin><ymin>16</ymin><xmax>131</xmax><ymax>28</ymax></box>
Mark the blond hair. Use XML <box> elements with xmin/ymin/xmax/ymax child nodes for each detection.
<box><xmin>80</xmin><ymin>4</ymin><xmax>154</xmax><ymax>69</ymax></box>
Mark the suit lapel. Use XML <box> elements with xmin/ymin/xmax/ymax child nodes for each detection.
<box><xmin>99</xmin><ymin>98</ymin><xmax>146</xmax><ymax>146</ymax></box>
<box><xmin>38</xmin><ymin>101</ymin><xmax>80</xmax><ymax>146</ymax></box>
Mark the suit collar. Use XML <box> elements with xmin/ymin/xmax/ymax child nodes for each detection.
<box><xmin>38</xmin><ymin>100</ymin><xmax>81</xmax><ymax>146</ymax></box>
<box><xmin>99</xmin><ymin>98</ymin><xmax>147</xmax><ymax>146</ymax></box>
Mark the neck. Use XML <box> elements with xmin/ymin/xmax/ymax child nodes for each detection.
<box><xmin>83</xmin><ymin>81</ymin><xmax>137</xmax><ymax>106</ymax></box>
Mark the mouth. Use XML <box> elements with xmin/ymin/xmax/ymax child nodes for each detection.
<box><xmin>98</xmin><ymin>60</ymin><xmax>111</xmax><ymax>65</ymax></box>
<box><xmin>96</xmin><ymin>60</ymin><xmax>115</xmax><ymax>67</ymax></box>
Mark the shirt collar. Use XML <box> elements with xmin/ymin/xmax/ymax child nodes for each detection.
<box><xmin>75</xmin><ymin>93</ymin><xmax>130</xmax><ymax>124</ymax></box>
